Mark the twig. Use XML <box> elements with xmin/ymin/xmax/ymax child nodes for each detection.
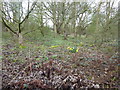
<box><xmin>8</xmin><ymin>62</ymin><xmax>34</xmax><ymax>85</ymax></box>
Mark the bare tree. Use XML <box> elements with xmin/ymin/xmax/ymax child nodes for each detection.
<box><xmin>2</xmin><ymin>1</ymin><xmax>37</xmax><ymax>44</ymax></box>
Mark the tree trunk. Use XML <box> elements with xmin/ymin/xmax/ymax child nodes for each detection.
<box><xmin>18</xmin><ymin>33</ymin><xmax>23</xmax><ymax>45</ymax></box>
<box><xmin>53</xmin><ymin>21</ymin><xmax>57</xmax><ymax>33</ymax></box>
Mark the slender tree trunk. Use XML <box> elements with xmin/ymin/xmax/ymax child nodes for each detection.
<box><xmin>18</xmin><ymin>33</ymin><xmax>23</xmax><ymax>45</ymax></box>
<box><xmin>53</xmin><ymin>2</ymin><xmax>57</xmax><ymax>37</ymax></box>
<box><xmin>18</xmin><ymin>2</ymin><xmax>23</xmax><ymax>44</ymax></box>
<box><xmin>53</xmin><ymin>22</ymin><xmax>57</xmax><ymax>33</ymax></box>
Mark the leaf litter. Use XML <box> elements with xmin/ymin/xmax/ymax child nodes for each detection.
<box><xmin>2</xmin><ymin>44</ymin><xmax>119</xmax><ymax>90</ymax></box>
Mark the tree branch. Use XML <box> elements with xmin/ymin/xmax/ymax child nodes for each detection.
<box><xmin>43</xmin><ymin>2</ymin><xmax>53</xmax><ymax>15</ymax></box>
<box><xmin>20</xmin><ymin>1</ymin><xmax>37</xmax><ymax>25</ymax></box>
<box><xmin>2</xmin><ymin>17</ymin><xmax>18</xmax><ymax>36</ymax></box>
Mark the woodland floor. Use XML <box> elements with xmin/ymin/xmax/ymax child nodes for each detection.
<box><xmin>2</xmin><ymin>43</ymin><xmax>119</xmax><ymax>90</ymax></box>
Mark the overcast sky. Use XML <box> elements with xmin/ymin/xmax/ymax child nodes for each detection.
<box><xmin>3</xmin><ymin>0</ymin><xmax>119</xmax><ymax>8</ymax></box>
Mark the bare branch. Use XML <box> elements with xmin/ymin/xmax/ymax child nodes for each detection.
<box><xmin>20</xmin><ymin>1</ymin><xmax>37</xmax><ymax>25</ymax></box>
<box><xmin>2</xmin><ymin>17</ymin><xmax>18</xmax><ymax>36</ymax></box>
<box><xmin>43</xmin><ymin>2</ymin><xmax>53</xmax><ymax>15</ymax></box>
